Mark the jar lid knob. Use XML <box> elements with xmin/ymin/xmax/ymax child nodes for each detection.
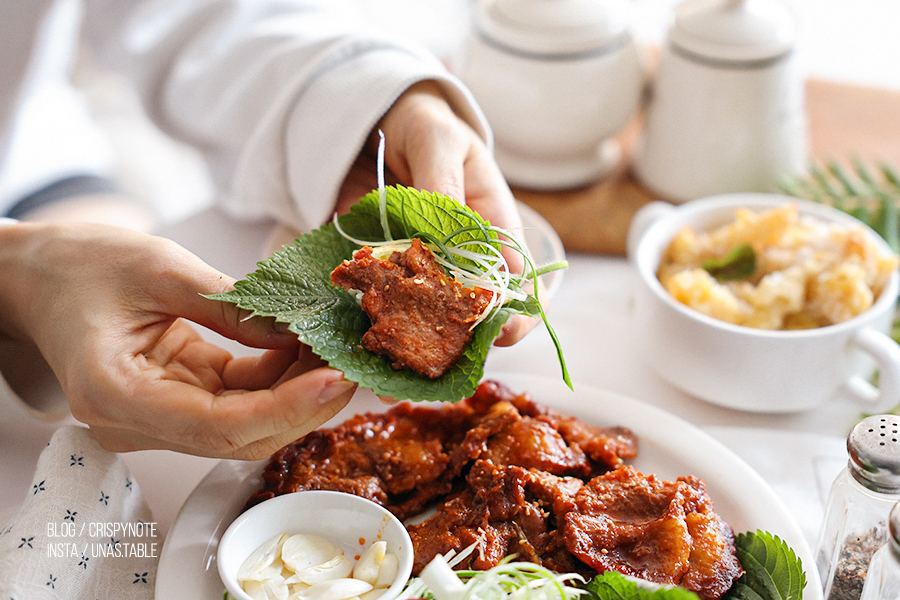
<box><xmin>476</xmin><ymin>0</ymin><xmax>632</xmax><ymax>55</ymax></box>
<box><xmin>668</xmin><ymin>0</ymin><xmax>796</xmax><ymax>63</ymax></box>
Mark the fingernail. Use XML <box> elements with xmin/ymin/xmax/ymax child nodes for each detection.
<box><xmin>319</xmin><ymin>378</ymin><xmax>356</xmax><ymax>405</ymax></box>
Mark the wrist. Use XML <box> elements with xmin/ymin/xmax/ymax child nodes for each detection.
<box><xmin>0</xmin><ymin>221</ymin><xmax>56</xmax><ymax>342</ymax></box>
<box><xmin>0</xmin><ymin>219</ymin><xmax>71</xmax><ymax>420</ymax></box>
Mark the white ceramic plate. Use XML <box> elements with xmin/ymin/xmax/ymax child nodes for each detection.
<box><xmin>156</xmin><ymin>373</ymin><xmax>822</xmax><ymax>599</ymax></box>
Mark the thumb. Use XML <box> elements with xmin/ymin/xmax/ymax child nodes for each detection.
<box><xmin>152</xmin><ymin>242</ymin><xmax>300</xmax><ymax>350</ymax></box>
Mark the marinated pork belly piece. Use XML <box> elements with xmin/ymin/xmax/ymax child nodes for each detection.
<box><xmin>447</xmin><ymin>397</ymin><xmax>595</xmax><ymax>479</ymax></box>
<box><xmin>470</xmin><ymin>380</ymin><xmax>639</xmax><ymax>471</ymax></box>
<box><xmin>244</xmin><ymin>401</ymin><xmax>478</xmax><ymax>518</ymax></box>
<box><xmin>560</xmin><ymin>466</ymin><xmax>743</xmax><ymax>600</ymax></box>
<box><xmin>330</xmin><ymin>238</ymin><xmax>493</xmax><ymax>379</ymax></box>
<box><xmin>408</xmin><ymin>460</ymin><xmax>587</xmax><ymax>575</ymax></box>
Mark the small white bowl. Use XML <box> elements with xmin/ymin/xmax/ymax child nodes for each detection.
<box><xmin>217</xmin><ymin>491</ymin><xmax>414</xmax><ymax>600</ymax></box>
<box><xmin>627</xmin><ymin>193</ymin><xmax>900</xmax><ymax>413</ymax></box>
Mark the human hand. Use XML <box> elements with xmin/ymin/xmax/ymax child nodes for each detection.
<box><xmin>335</xmin><ymin>81</ymin><xmax>540</xmax><ymax>346</ymax></box>
<box><xmin>0</xmin><ymin>222</ymin><xmax>357</xmax><ymax>459</ymax></box>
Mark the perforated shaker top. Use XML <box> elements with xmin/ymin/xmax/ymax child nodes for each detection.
<box><xmin>848</xmin><ymin>414</ymin><xmax>900</xmax><ymax>493</ymax></box>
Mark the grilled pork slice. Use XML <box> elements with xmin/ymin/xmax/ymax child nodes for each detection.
<box><xmin>331</xmin><ymin>238</ymin><xmax>492</xmax><ymax>378</ymax></box>
<box><xmin>560</xmin><ymin>466</ymin><xmax>743</xmax><ymax>600</ymax></box>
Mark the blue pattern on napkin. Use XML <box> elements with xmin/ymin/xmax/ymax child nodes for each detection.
<box><xmin>0</xmin><ymin>426</ymin><xmax>157</xmax><ymax>599</ymax></box>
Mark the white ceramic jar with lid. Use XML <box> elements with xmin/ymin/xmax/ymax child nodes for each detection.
<box><xmin>456</xmin><ymin>0</ymin><xmax>644</xmax><ymax>190</ymax></box>
<box><xmin>633</xmin><ymin>0</ymin><xmax>807</xmax><ymax>203</ymax></box>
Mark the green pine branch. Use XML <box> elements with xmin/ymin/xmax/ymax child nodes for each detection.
<box><xmin>781</xmin><ymin>158</ymin><xmax>900</xmax><ymax>253</ymax></box>
<box><xmin>781</xmin><ymin>159</ymin><xmax>900</xmax><ymax>413</ymax></box>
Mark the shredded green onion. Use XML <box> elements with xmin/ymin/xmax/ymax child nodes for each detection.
<box><xmin>333</xmin><ymin>133</ymin><xmax>550</xmax><ymax>328</ymax></box>
<box><xmin>400</xmin><ymin>552</ymin><xmax>586</xmax><ymax>600</ymax></box>
<box><xmin>377</xmin><ymin>130</ymin><xmax>392</xmax><ymax>242</ymax></box>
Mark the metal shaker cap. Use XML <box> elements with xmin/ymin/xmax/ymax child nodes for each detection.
<box><xmin>848</xmin><ymin>415</ymin><xmax>900</xmax><ymax>493</ymax></box>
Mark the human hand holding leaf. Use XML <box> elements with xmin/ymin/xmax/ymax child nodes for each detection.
<box><xmin>209</xmin><ymin>185</ymin><xmax>568</xmax><ymax>402</ymax></box>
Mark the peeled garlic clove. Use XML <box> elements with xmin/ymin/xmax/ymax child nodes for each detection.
<box><xmin>374</xmin><ymin>552</ymin><xmax>399</xmax><ymax>589</ymax></box>
<box><xmin>254</xmin><ymin>557</ymin><xmax>287</xmax><ymax>582</ymax></box>
<box><xmin>242</xmin><ymin>576</ymin><xmax>290</xmax><ymax>600</ymax></box>
<box><xmin>281</xmin><ymin>533</ymin><xmax>344</xmax><ymax>574</ymax></box>
<box><xmin>287</xmin><ymin>580</ymin><xmax>311</xmax><ymax>595</ymax></box>
<box><xmin>359</xmin><ymin>589</ymin><xmax>389</xmax><ymax>600</ymax></box>
<box><xmin>244</xmin><ymin>556</ymin><xmax>286</xmax><ymax>584</ymax></box>
<box><xmin>294</xmin><ymin>554</ymin><xmax>354</xmax><ymax>585</ymax></box>
<box><xmin>352</xmin><ymin>541</ymin><xmax>386</xmax><ymax>585</ymax></box>
<box><xmin>303</xmin><ymin>578</ymin><xmax>374</xmax><ymax>600</ymax></box>
<box><xmin>239</xmin><ymin>534</ymin><xmax>289</xmax><ymax>583</ymax></box>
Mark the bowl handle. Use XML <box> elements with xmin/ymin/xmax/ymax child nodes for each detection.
<box><xmin>626</xmin><ymin>201</ymin><xmax>675</xmax><ymax>262</ymax></box>
<box><xmin>844</xmin><ymin>326</ymin><xmax>900</xmax><ymax>413</ymax></box>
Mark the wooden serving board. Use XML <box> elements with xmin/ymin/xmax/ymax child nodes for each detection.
<box><xmin>514</xmin><ymin>78</ymin><xmax>900</xmax><ymax>256</ymax></box>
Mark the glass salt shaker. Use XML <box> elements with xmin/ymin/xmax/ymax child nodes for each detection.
<box><xmin>860</xmin><ymin>500</ymin><xmax>900</xmax><ymax>600</ymax></box>
<box><xmin>816</xmin><ymin>415</ymin><xmax>900</xmax><ymax>600</ymax></box>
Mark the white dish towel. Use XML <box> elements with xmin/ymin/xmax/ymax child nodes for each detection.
<box><xmin>0</xmin><ymin>425</ymin><xmax>157</xmax><ymax>599</ymax></box>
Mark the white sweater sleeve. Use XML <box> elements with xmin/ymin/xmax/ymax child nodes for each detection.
<box><xmin>79</xmin><ymin>0</ymin><xmax>491</xmax><ymax>232</ymax></box>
